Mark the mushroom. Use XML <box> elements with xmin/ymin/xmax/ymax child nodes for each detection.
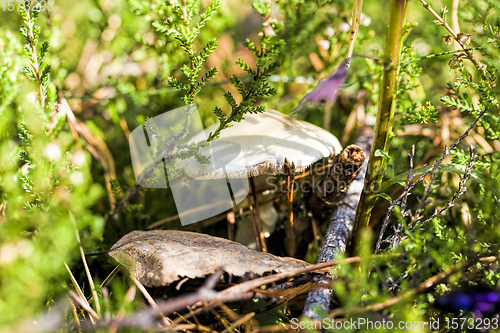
<box><xmin>180</xmin><ymin>109</ymin><xmax>342</xmax><ymax>178</ymax></box>
<box><xmin>176</xmin><ymin>109</ymin><xmax>342</xmax><ymax>253</ymax></box>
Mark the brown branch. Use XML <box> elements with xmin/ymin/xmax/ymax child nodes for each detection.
<box><xmin>127</xmin><ymin>254</ymin><xmax>398</xmax><ymax>332</ymax></box>
<box><xmin>284</xmin><ymin>160</ymin><xmax>296</xmax><ymax>256</ymax></box>
<box><xmin>130</xmin><ymin>277</ymin><xmax>172</xmax><ymax>326</ymax></box>
<box><xmin>69</xmin><ymin>291</ymin><xmax>99</xmax><ymax>321</ymax></box>
<box><xmin>302</xmin><ymin>127</ymin><xmax>372</xmax><ymax>320</ymax></box>
<box><xmin>217</xmin><ymin>254</ymin><xmax>398</xmax><ymax>299</ymax></box>
<box><xmin>85</xmin><ymin>269</ymin><xmax>228</xmax><ymax>331</ymax></box>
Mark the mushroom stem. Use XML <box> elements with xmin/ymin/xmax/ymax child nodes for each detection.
<box><xmin>285</xmin><ymin>159</ymin><xmax>296</xmax><ymax>257</ymax></box>
<box><xmin>249</xmin><ymin>177</ymin><xmax>267</xmax><ymax>252</ymax></box>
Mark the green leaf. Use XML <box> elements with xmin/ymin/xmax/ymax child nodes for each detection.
<box><xmin>374</xmin><ymin>149</ymin><xmax>390</xmax><ymax>158</ymax></box>
<box><xmin>375</xmin><ymin>193</ymin><xmax>393</xmax><ymax>203</ymax></box>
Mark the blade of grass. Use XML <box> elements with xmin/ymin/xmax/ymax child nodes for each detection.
<box><xmin>64</xmin><ymin>263</ymin><xmax>97</xmax><ymax>325</ymax></box>
<box><xmin>69</xmin><ymin>290</ymin><xmax>100</xmax><ymax>321</ymax></box>
<box><xmin>70</xmin><ymin>211</ymin><xmax>101</xmax><ymax>315</ymax></box>
<box><xmin>131</xmin><ymin>276</ymin><xmax>172</xmax><ymax>326</ymax></box>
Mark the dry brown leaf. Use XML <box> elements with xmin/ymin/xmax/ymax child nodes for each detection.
<box><xmin>108</xmin><ymin>230</ymin><xmax>311</xmax><ymax>287</ymax></box>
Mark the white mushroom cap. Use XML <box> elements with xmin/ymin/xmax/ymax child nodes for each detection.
<box><xmin>178</xmin><ymin>109</ymin><xmax>342</xmax><ymax>179</ymax></box>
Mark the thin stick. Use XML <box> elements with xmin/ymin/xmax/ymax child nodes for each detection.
<box><xmin>69</xmin><ymin>290</ymin><xmax>100</xmax><ymax>321</ymax></box>
<box><xmin>416</xmin><ymin>145</ymin><xmax>476</xmax><ymax>229</ymax></box>
<box><xmin>221</xmin><ymin>313</ymin><xmax>255</xmax><ymax>333</ymax></box>
<box><xmin>374</xmin><ymin>108</ymin><xmax>487</xmax><ymax>252</ymax></box>
<box><xmin>101</xmin><ymin>265</ymin><xmax>120</xmax><ymax>289</ymax></box>
<box><xmin>323</xmin><ymin>100</ymin><xmax>333</xmax><ymax>131</ymax></box>
<box><xmin>346</xmin><ymin>0</ymin><xmax>363</xmax><ymax>60</ymax></box>
<box><xmin>131</xmin><ymin>277</ymin><xmax>172</xmax><ymax>326</ymax></box>
<box><xmin>451</xmin><ymin>0</ymin><xmax>461</xmax><ymax>50</ymax></box>
<box><xmin>68</xmin><ymin>297</ymin><xmax>82</xmax><ymax>331</ymax></box>
<box><xmin>64</xmin><ymin>263</ymin><xmax>97</xmax><ymax>325</ymax></box>
<box><xmin>160</xmin><ymin>255</ymin><xmax>396</xmax><ymax>331</ymax></box>
<box><xmin>249</xmin><ymin>177</ymin><xmax>267</xmax><ymax>252</ymax></box>
<box><xmin>218</xmin><ymin>254</ymin><xmax>400</xmax><ymax>299</ymax></box>
<box><xmin>186</xmin><ymin>305</ymin><xmax>204</xmax><ymax>329</ymax></box>
<box><xmin>302</xmin><ymin>128</ymin><xmax>371</xmax><ymax>320</ymax></box>
<box><xmin>170</xmin><ymin>323</ymin><xmax>214</xmax><ymax>332</ymax></box>
<box><xmin>285</xmin><ymin>160</ymin><xmax>296</xmax><ymax>257</ymax></box>
<box><xmin>209</xmin><ymin>308</ymin><xmax>233</xmax><ymax>332</ymax></box>
<box><xmin>70</xmin><ymin>212</ymin><xmax>100</xmax><ymax>315</ymax></box>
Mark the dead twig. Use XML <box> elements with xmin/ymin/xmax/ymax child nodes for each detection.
<box><xmin>92</xmin><ymin>269</ymin><xmax>236</xmax><ymax>331</ymax></box>
<box><xmin>130</xmin><ymin>277</ymin><xmax>172</xmax><ymax>326</ymax></box>
<box><xmin>221</xmin><ymin>312</ymin><xmax>255</xmax><ymax>333</ymax></box>
<box><xmin>70</xmin><ymin>212</ymin><xmax>100</xmax><ymax>315</ymax></box>
<box><xmin>154</xmin><ymin>254</ymin><xmax>399</xmax><ymax>331</ymax></box>
<box><xmin>218</xmin><ymin>254</ymin><xmax>398</xmax><ymax>299</ymax></box>
<box><xmin>250</xmin><ymin>177</ymin><xmax>267</xmax><ymax>252</ymax></box>
<box><xmin>301</xmin><ymin>127</ymin><xmax>372</xmax><ymax>320</ymax></box>
<box><xmin>64</xmin><ymin>263</ymin><xmax>97</xmax><ymax>325</ymax></box>
<box><xmin>69</xmin><ymin>291</ymin><xmax>100</xmax><ymax>321</ymax></box>
<box><xmin>375</xmin><ymin>108</ymin><xmax>487</xmax><ymax>253</ymax></box>
<box><xmin>415</xmin><ymin>145</ymin><xmax>476</xmax><ymax>229</ymax></box>
<box><xmin>284</xmin><ymin>160</ymin><xmax>296</xmax><ymax>256</ymax></box>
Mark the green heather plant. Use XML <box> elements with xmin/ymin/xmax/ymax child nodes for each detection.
<box><xmin>0</xmin><ymin>4</ymin><xmax>103</xmax><ymax>326</ymax></box>
<box><xmin>0</xmin><ymin>0</ymin><xmax>499</xmax><ymax>332</ymax></box>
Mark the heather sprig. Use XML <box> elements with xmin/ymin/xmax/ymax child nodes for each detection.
<box><xmin>19</xmin><ymin>3</ymin><xmax>51</xmax><ymax>108</ymax></box>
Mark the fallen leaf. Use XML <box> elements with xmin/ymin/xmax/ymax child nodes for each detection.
<box><xmin>109</xmin><ymin>230</ymin><xmax>311</xmax><ymax>287</ymax></box>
